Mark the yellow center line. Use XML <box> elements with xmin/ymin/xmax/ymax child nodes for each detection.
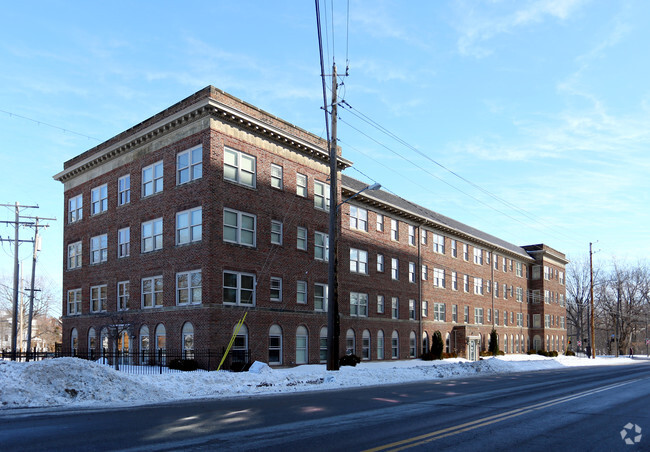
<box><xmin>363</xmin><ymin>378</ymin><xmax>642</xmax><ymax>452</ymax></box>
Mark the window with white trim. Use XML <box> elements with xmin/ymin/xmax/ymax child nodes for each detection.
<box><xmin>118</xmin><ymin>227</ymin><xmax>130</xmax><ymax>258</ymax></box>
<box><xmin>91</xmin><ymin>184</ymin><xmax>108</xmax><ymax>215</ymax></box>
<box><xmin>495</xmin><ymin>309</ymin><xmax>500</xmax><ymax>325</ymax></box>
<box><xmin>314</xmin><ymin>180</ymin><xmax>330</xmax><ymax>210</ymax></box>
<box><xmin>224</xmin><ymin>147</ymin><xmax>256</xmax><ymax>188</ymax></box>
<box><xmin>296</xmin><ymin>173</ymin><xmax>307</xmax><ymax>197</ymax></box>
<box><xmin>223</xmin><ymin>209</ymin><xmax>256</xmax><ymax>247</ymax></box>
<box><xmin>362</xmin><ymin>330</ymin><xmax>371</xmax><ymax>360</ymax></box>
<box><xmin>117</xmin><ymin>281</ymin><xmax>129</xmax><ymax>310</ymax></box>
<box><xmin>142</xmin><ymin>161</ymin><xmax>163</xmax><ymax>197</ymax></box>
<box><xmin>421</xmin><ymin>264</ymin><xmax>428</xmax><ymax>281</ymax></box>
<box><xmin>451</xmin><ymin>239</ymin><xmax>457</xmax><ymax>258</ymax></box>
<box><xmin>544</xmin><ymin>314</ymin><xmax>550</xmax><ymax>328</ymax></box>
<box><xmin>314</xmin><ymin>283</ymin><xmax>328</xmax><ymax>311</ymax></box>
<box><xmin>314</xmin><ymin>232</ymin><xmax>329</xmax><ymax>261</ymax></box>
<box><xmin>391</xmin><ymin>258</ymin><xmax>399</xmax><ymax>280</ymax></box>
<box><xmin>67</xmin><ymin>289</ymin><xmax>82</xmax><ymax>315</ymax></box>
<box><xmin>270</xmin><ymin>164</ymin><xmax>283</xmax><ymax>189</ymax></box>
<box><xmin>90</xmin><ymin>285</ymin><xmax>107</xmax><ymax>312</ymax></box>
<box><xmin>517</xmin><ymin>313</ymin><xmax>523</xmax><ymax>327</ymax></box>
<box><xmin>433</xmin><ymin>234</ymin><xmax>445</xmax><ymax>254</ymax></box>
<box><xmin>350</xmin><ymin>248</ymin><xmax>368</xmax><ymax>274</ymax></box>
<box><xmin>377</xmin><ymin>295</ymin><xmax>385</xmax><ymax>313</ymax></box>
<box><xmin>452</xmin><ymin>271</ymin><xmax>458</xmax><ymax>290</ymax></box>
<box><xmin>90</xmin><ymin>234</ymin><xmax>107</xmax><ymax>264</ymax></box>
<box><xmin>544</xmin><ymin>290</ymin><xmax>550</xmax><ymax>304</ymax></box>
<box><xmin>421</xmin><ymin>229</ymin><xmax>427</xmax><ymax>245</ymax></box>
<box><xmin>516</xmin><ymin>287</ymin><xmax>524</xmax><ymax>302</ymax></box>
<box><xmin>223</xmin><ymin>271</ymin><xmax>255</xmax><ymax>306</ymax></box>
<box><xmin>559</xmin><ymin>271</ymin><xmax>565</xmax><ymax>285</ymax></box>
<box><xmin>408</xmin><ymin>225</ymin><xmax>415</xmax><ymax>246</ymax></box>
<box><xmin>142</xmin><ymin>276</ymin><xmax>163</xmax><ymax>308</ymax></box>
<box><xmin>68</xmin><ymin>241</ymin><xmax>82</xmax><ymax>269</ymax></box>
<box><xmin>474</xmin><ymin>307</ymin><xmax>484</xmax><ymax>324</ymax></box>
<box><xmin>391</xmin><ymin>330</ymin><xmax>399</xmax><ymax>359</ymax></box>
<box><xmin>377</xmin><ymin>254</ymin><xmax>384</xmax><ymax>272</ymax></box>
<box><xmin>177</xmin><ymin>270</ymin><xmax>202</xmax><ymax>305</ymax></box>
<box><xmin>504</xmin><ymin>310</ymin><xmax>508</xmax><ymax>326</ymax></box>
<box><xmin>503</xmin><ymin>283</ymin><xmax>508</xmax><ymax>299</ymax></box>
<box><xmin>422</xmin><ymin>300</ymin><xmax>428</xmax><ymax>317</ymax></box>
<box><xmin>376</xmin><ymin>213</ymin><xmax>384</xmax><ymax>232</ymax></box>
<box><xmin>271</xmin><ymin>220</ymin><xmax>283</xmax><ymax>245</ymax></box>
<box><xmin>474</xmin><ymin>277</ymin><xmax>484</xmax><ymax>295</ymax></box>
<box><xmin>390</xmin><ymin>219</ymin><xmax>399</xmax><ymax>241</ymax></box>
<box><xmin>296</xmin><ymin>326</ymin><xmax>308</xmax><ymax>364</ymax></box>
<box><xmin>268</xmin><ymin>324</ymin><xmax>283</xmax><ymax>365</ymax></box>
<box><xmin>464</xmin><ymin>306</ymin><xmax>469</xmax><ymax>323</ymax></box>
<box><xmin>176</xmin><ymin>207</ymin><xmax>202</xmax><ymax>245</ymax></box>
<box><xmin>463</xmin><ymin>274</ymin><xmax>469</xmax><ymax>292</ymax></box>
<box><xmin>297</xmin><ymin>281</ymin><xmax>307</xmax><ymax>304</ymax></box>
<box><xmin>473</xmin><ymin>247</ymin><xmax>483</xmax><ymax>265</ymax></box>
<box><xmin>297</xmin><ymin>227</ymin><xmax>307</xmax><ymax>250</ymax></box>
<box><xmin>452</xmin><ymin>304</ymin><xmax>458</xmax><ymax>323</ymax></box>
<box><xmin>409</xmin><ymin>299</ymin><xmax>416</xmax><ymax>320</ymax></box>
<box><xmin>118</xmin><ymin>175</ymin><xmax>130</xmax><ymax>205</ymax></box>
<box><xmin>350</xmin><ymin>292</ymin><xmax>368</xmax><ymax>317</ymax></box>
<box><xmin>408</xmin><ymin>262</ymin><xmax>416</xmax><ymax>282</ymax></box>
<box><xmin>434</xmin><ymin>302</ymin><xmax>446</xmax><ymax>321</ymax></box>
<box><xmin>516</xmin><ymin>262</ymin><xmax>523</xmax><ymax>277</ymax></box>
<box><xmin>350</xmin><ymin>206</ymin><xmax>368</xmax><ymax>231</ymax></box>
<box><xmin>177</xmin><ymin>145</ymin><xmax>202</xmax><ymax>185</ymax></box>
<box><xmin>463</xmin><ymin>243</ymin><xmax>469</xmax><ymax>261</ymax></box>
<box><xmin>391</xmin><ymin>297</ymin><xmax>399</xmax><ymax>319</ymax></box>
<box><xmin>433</xmin><ymin>268</ymin><xmax>445</xmax><ymax>288</ymax></box>
<box><xmin>68</xmin><ymin>194</ymin><xmax>83</xmax><ymax>223</ymax></box>
<box><xmin>142</xmin><ymin>218</ymin><xmax>163</xmax><ymax>252</ymax></box>
<box><xmin>270</xmin><ymin>277</ymin><xmax>282</xmax><ymax>302</ymax></box>
<box><xmin>502</xmin><ymin>257</ymin><xmax>507</xmax><ymax>272</ymax></box>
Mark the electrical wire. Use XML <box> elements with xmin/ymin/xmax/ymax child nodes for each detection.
<box><xmin>0</xmin><ymin>109</ymin><xmax>101</xmax><ymax>141</ymax></box>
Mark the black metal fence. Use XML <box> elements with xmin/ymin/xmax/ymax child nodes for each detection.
<box><xmin>1</xmin><ymin>348</ymin><xmax>251</xmax><ymax>374</ymax></box>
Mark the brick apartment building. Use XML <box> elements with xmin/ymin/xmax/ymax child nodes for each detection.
<box><xmin>54</xmin><ymin>86</ymin><xmax>568</xmax><ymax>366</ymax></box>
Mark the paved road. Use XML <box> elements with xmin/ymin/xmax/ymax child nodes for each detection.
<box><xmin>2</xmin><ymin>362</ymin><xmax>649</xmax><ymax>451</ymax></box>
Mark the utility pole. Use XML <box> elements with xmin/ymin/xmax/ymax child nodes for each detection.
<box><xmin>589</xmin><ymin>242</ymin><xmax>595</xmax><ymax>359</ymax></box>
<box><xmin>326</xmin><ymin>62</ymin><xmax>340</xmax><ymax>371</ymax></box>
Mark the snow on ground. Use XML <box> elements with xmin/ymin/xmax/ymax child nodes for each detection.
<box><xmin>0</xmin><ymin>355</ymin><xmax>644</xmax><ymax>410</ymax></box>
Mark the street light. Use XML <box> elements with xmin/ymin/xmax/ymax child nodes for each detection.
<box><xmin>327</xmin><ymin>182</ymin><xmax>382</xmax><ymax>371</ymax></box>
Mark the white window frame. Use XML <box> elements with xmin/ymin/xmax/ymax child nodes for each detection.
<box><xmin>270</xmin><ymin>277</ymin><xmax>282</xmax><ymax>302</ymax></box>
<box><xmin>296</xmin><ymin>173</ymin><xmax>307</xmax><ymax>197</ymax></box>
<box><xmin>350</xmin><ymin>206</ymin><xmax>368</xmax><ymax>231</ymax></box>
<box><xmin>314</xmin><ymin>180</ymin><xmax>330</xmax><ymax>211</ymax></box>
<box><xmin>176</xmin><ymin>270</ymin><xmax>202</xmax><ymax>305</ymax></box>
<box><xmin>223</xmin><ymin>208</ymin><xmax>256</xmax><ymax>247</ymax></box>
<box><xmin>91</xmin><ymin>184</ymin><xmax>108</xmax><ymax>215</ymax></box>
<box><xmin>421</xmin><ymin>229</ymin><xmax>427</xmax><ymax>245</ymax></box>
<box><xmin>376</xmin><ymin>213</ymin><xmax>384</xmax><ymax>232</ymax></box>
<box><xmin>177</xmin><ymin>145</ymin><xmax>202</xmax><ymax>185</ymax></box>
<box><xmin>434</xmin><ymin>268</ymin><xmax>445</xmax><ymax>288</ymax></box>
<box><xmin>67</xmin><ymin>289</ymin><xmax>82</xmax><ymax>315</ymax></box>
<box><xmin>463</xmin><ymin>243</ymin><xmax>469</xmax><ymax>261</ymax></box>
<box><xmin>176</xmin><ymin>207</ymin><xmax>202</xmax><ymax>245</ymax></box>
<box><xmin>409</xmin><ymin>262</ymin><xmax>416</xmax><ymax>283</ymax></box>
<box><xmin>90</xmin><ymin>234</ymin><xmax>107</xmax><ymax>264</ymax></box>
<box><xmin>377</xmin><ymin>254</ymin><xmax>384</xmax><ymax>272</ymax></box>
<box><xmin>297</xmin><ymin>226</ymin><xmax>307</xmax><ymax>250</ymax></box>
<box><xmin>117</xmin><ymin>227</ymin><xmax>130</xmax><ymax>258</ymax></box>
<box><xmin>142</xmin><ymin>275</ymin><xmax>163</xmax><ymax>308</ymax></box>
<box><xmin>452</xmin><ymin>271</ymin><xmax>458</xmax><ymax>291</ymax></box>
<box><xmin>271</xmin><ymin>163</ymin><xmax>283</xmax><ymax>189</ymax></box>
<box><xmin>422</xmin><ymin>300</ymin><xmax>428</xmax><ymax>317</ymax></box>
<box><xmin>90</xmin><ymin>285</ymin><xmax>107</xmax><ymax>313</ymax></box>
<box><xmin>451</xmin><ymin>239</ymin><xmax>457</xmax><ymax>258</ymax></box>
<box><xmin>434</xmin><ymin>302</ymin><xmax>446</xmax><ymax>322</ymax></box>
<box><xmin>68</xmin><ymin>194</ymin><xmax>83</xmax><ymax>223</ymax></box>
<box><xmin>390</xmin><ymin>219</ymin><xmax>399</xmax><ymax>241</ymax></box>
<box><xmin>297</xmin><ymin>281</ymin><xmax>307</xmax><ymax>304</ymax></box>
<box><xmin>314</xmin><ymin>283</ymin><xmax>328</xmax><ymax>311</ymax></box>
<box><xmin>409</xmin><ymin>299</ymin><xmax>416</xmax><ymax>320</ymax></box>
<box><xmin>314</xmin><ymin>232</ymin><xmax>329</xmax><ymax>261</ymax></box>
<box><xmin>223</xmin><ymin>271</ymin><xmax>256</xmax><ymax>306</ymax></box>
<box><xmin>117</xmin><ymin>281</ymin><xmax>129</xmax><ymax>310</ymax></box>
<box><xmin>391</xmin><ymin>258</ymin><xmax>399</xmax><ymax>280</ymax></box>
<box><xmin>224</xmin><ymin>147</ymin><xmax>256</xmax><ymax>188</ymax></box>
<box><xmin>474</xmin><ymin>307</ymin><xmax>484</xmax><ymax>325</ymax></box>
<box><xmin>350</xmin><ymin>292</ymin><xmax>368</xmax><ymax>317</ymax></box>
<box><xmin>474</xmin><ymin>277</ymin><xmax>484</xmax><ymax>295</ymax></box>
<box><xmin>271</xmin><ymin>220</ymin><xmax>283</xmax><ymax>245</ymax></box>
<box><xmin>463</xmin><ymin>274</ymin><xmax>469</xmax><ymax>292</ymax></box>
<box><xmin>350</xmin><ymin>248</ymin><xmax>368</xmax><ymax>274</ymax></box>
<box><xmin>118</xmin><ymin>175</ymin><xmax>130</xmax><ymax>206</ymax></box>
<box><xmin>142</xmin><ymin>218</ymin><xmax>163</xmax><ymax>252</ymax></box>
<box><xmin>391</xmin><ymin>297</ymin><xmax>399</xmax><ymax>319</ymax></box>
<box><xmin>142</xmin><ymin>161</ymin><xmax>163</xmax><ymax>197</ymax></box>
<box><xmin>433</xmin><ymin>234</ymin><xmax>445</xmax><ymax>254</ymax></box>
<box><xmin>473</xmin><ymin>247</ymin><xmax>483</xmax><ymax>265</ymax></box>
<box><xmin>422</xmin><ymin>264</ymin><xmax>428</xmax><ymax>281</ymax></box>
<box><xmin>408</xmin><ymin>225</ymin><xmax>415</xmax><ymax>246</ymax></box>
<box><xmin>68</xmin><ymin>241</ymin><xmax>82</xmax><ymax>269</ymax></box>
<box><xmin>377</xmin><ymin>295</ymin><xmax>385</xmax><ymax>313</ymax></box>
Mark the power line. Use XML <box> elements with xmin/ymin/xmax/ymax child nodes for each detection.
<box><xmin>0</xmin><ymin>108</ymin><xmax>101</xmax><ymax>141</ymax></box>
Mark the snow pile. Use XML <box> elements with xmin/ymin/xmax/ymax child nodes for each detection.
<box><xmin>0</xmin><ymin>355</ymin><xmax>641</xmax><ymax>410</ymax></box>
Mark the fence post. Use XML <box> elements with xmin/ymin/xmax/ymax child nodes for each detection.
<box><xmin>159</xmin><ymin>349</ymin><xmax>163</xmax><ymax>375</ymax></box>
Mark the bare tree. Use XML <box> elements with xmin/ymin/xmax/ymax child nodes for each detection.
<box><xmin>566</xmin><ymin>256</ymin><xmax>598</xmax><ymax>352</ymax></box>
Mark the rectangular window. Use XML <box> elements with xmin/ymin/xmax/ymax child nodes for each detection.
<box><xmin>533</xmin><ymin>314</ymin><xmax>541</xmax><ymax>328</ymax></box>
<box><xmin>544</xmin><ymin>314</ymin><xmax>550</xmax><ymax>328</ymax></box>
<box><xmin>532</xmin><ymin>265</ymin><xmax>541</xmax><ymax>280</ymax></box>
<box><xmin>350</xmin><ymin>206</ymin><xmax>368</xmax><ymax>231</ymax></box>
<box><xmin>68</xmin><ymin>241</ymin><xmax>82</xmax><ymax>269</ymax></box>
<box><xmin>297</xmin><ymin>227</ymin><xmax>307</xmax><ymax>250</ymax></box>
<box><xmin>544</xmin><ymin>266</ymin><xmax>551</xmax><ymax>280</ymax></box>
<box><xmin>560</xmin><ymin>316</ymin><xmax>565</xmax><ymax>328</ymax></box>
<box><xmin>224</xmin><ymin>147</ymin><xmax>256</xmax><ymax>188</ymax></box>
<box><xmin>314</xmin><ymin>180</ymin><xmax>330</xmax><ymax>210</ymax></box>
<box><xmin>90</xmin><ymin>234</ymin><xmax>108</xmax><ymax>264</ymax></box>
<box><xmin>177</xmin><ymin>270</ymin><xmax>202</xmax><ymax>305</ymax></box>
<box><xmin>408</xmin><ymin>225</ymin><xmax>415</xmax><ymax>246</ymax></box>
<box><xmin>421</xmin><ymin>229</ymin><xmax>427</xmax><ymax>245</ymax></box>
<box><xmin>314</xmin><ymin>283</ymin><xmax>328</xmax><ymax>311</ymax></box>
<box><xmin>271</xmin><ymin>220</ymin><xmax>283</xmax><ymax>245</ymax></box>
<box><xmin>517</xmin><ymin>313</ymin><xmax>523</xmax><ymax>327</ymax></box>
<box><xmin>434</xmin><ymin>268</ymin><xmax>445</xmax><ymax>288</ymax></box>
<box><xmin>494</xmin><ymin>282</ymin><xmax>499</xmax><ymax>298</ymax></box>
<box><xmin>451</xmin><ymin>239</ymin><xmax>457</xmax><ymax>258</ymax></box>
<box><xmin>516</xmin><ymin>287</ymin><xmax>524</xmax><ymax>302</ymax></box>
<box><xmin>422</xmin><ymin>300</ymin><xmax>428</xmax><ymax>317</ymax></box>
<box><xmin>463</xmin><ymin>274</ymin><xmax>469</xmax><ymax>292</ymax></box>
<box><xmin>434</xmin><ymin>302</ymin><xmax>446</xmax><ymax>322</ymax></box>
<box><xmin>91</xmin><ymin>184</ymin><xmax>108</xmax><ymax>215</ymax></box>
<box><xmin>510</xmin><ymin>260</ymin><xmax>513</xmax><ymax>272</ymax></box>
<box><xmin>377</xmin><ymin>254</ymin><xmax>384</xmax><ymax>272</ymax></box>
<box><xmin>421</xmin><ymin>264</ymin><xmax>428</xmax><ymax>281</ymax></box>
<box><xmin>502</xmin><ymin>257</ymin><xmax>507</xmax><ymax>272</ymax></box>
<box><xmin>474</xmin><ymin>308</ymin><xmax>484</xmax><ymax>325</ymax></box>
<box><xmin>503</xmin><ymin>283</ymin><xmax>508</xmax><ymax>299</ymax></box>
<box><xmin>473</xmin><ymin>247</ymin><xmax>483</xmax><ymax>265</ymax></box>
<box><xmin>390</xmin><ymin>219</ymin><xmax>399</xmax><ymax>241</ymax></box>
<box><xmin>377</xmin><ymin>295</ymin><xmax>385</xmax><ymax>313</ymax></box>
<box><xmin>118</xmin><ymin>175</ymin><xmax>130</xmax><ymax>205</ymax></box>
<box><xmin>117</xmin><ymin>281</ymin><xmax>129</xmax><ymax>310</ymax></box>
<box><xmin>474</xmin><ymin>277</ymin><xmax>484</xmax><ymax>295</ymax></box>
<box><xmin>297</xmin><ymin>281</ymin><xmax>307</xmax><ymax>304</ymax></box>
<box><xmin>350</xmin><ymin>248</ymin><xmax>368</xmax><ymax>274</ymax></box>
<box><xmin>452</xmin><ymin>271</ymin><xmax>458</xmax><ymax>290</ymax></box>
<box><xmin>495</xmin><ymin>309</ymin><xmax>499</xmax><ymax>325</ymax></box>
<box><xmin>350</xmin><ymin>292</ymin><xmax>368</xmax><ymax>317</ymax></box>
<box><xmin>223</xmin><ymin>209</ymin><xmax>256</xmax><ymax>247</ymax></box>
<box><xmin>177</xmin><ymin>145</ymin><xmax>202</xmax><ymax>185</ymax></box>
<box><xmin>296</xmin><ymin>173</ymin><xmax>307</xmax><ymax>197</ymax></box>
<box><xmin>516</xmin><ymin>262</ymin><xmax>523</xmax><ymax>277</ymax></box>
<box><xmin>142</xmin><ymin>218</ymin><xmax>163</xmax><ymax>252</ymax></box>
<box><xmin>314</xmin><ymin>232</ymin><xmax>329</xmax><ymax>261</ymax></box>
<box><xmin>223</xmin><ymin>271</ymin><xmax>256</xmax><ymax>306</ymax></box>
<box><xmin>504</xmin><ymin>311</ymin><xmax>508</xmax><ymax>326</ymax></box>
<box><xmin>270</xmin><ymin>277</ymin><xmax>282</xmax><ymax>301</ymax></box>
<box><xmin>544</xmin><ymin>290</ymin><xmax>550</xmax><ymax>304</ymax></box>
<box><xmin>270</xmin><ymin>163</ymin><xmax>283</xmax><ymax>189</ymax></box>
<box><xmin>464</xmin><ymin>306</ymin><xmax>469</xmax><ymax>323</ymax></box>
<box><xmin>391</xmin><ymin>258</ymin><xmax>399</xmax><ymax>280</ymax></box>
<box><xmin>559</xmin><ymin>294</ymin><xmax>565</xmax><ymax>306</ymax></box>
<box><xmin>452</xmin><ymin>304</ymin><xmax>458</xmax><ymax>323</ymax></box>
<box><xmin>391</xmin><ymin>297</ymin><xmax>399</xmax><ymax>319</ymax></box>
<box><xmin>463</xmin><ymin>243</ymin><xmax>469</xmax><ymax>261</ymax></box>
<box><xmin>117</xmin><ymin>227</ymin><xmax>130</xmax><ymax>258</ymax></box>
<box><xmin>142</xmin><ymin>161</ymin><xmax>163</xmax><ymax>197</ymax></box>
<box><xmin>142</xmin><ymin>275</ymin><xmax>163</xmax><ymax>308</ymax></box>
<box><xmin>67</xmin><ymin>289</ymin><xmax>82</xmax><ymax>315</ymax></box>
<box><xmin>176</xmin><ymin>207</ymin><xmax>202</xmax><ymax>245</ymax></box>
<box><xmin>487</xmin><ymin>308</ymin><xmax>491</xmax><ymax>323</ymax></box>
<box><xmin>409</xmin><ymin>299</ymin><xmax>416</xmax><ymax>320</ymax></box>
<box><xmin>433</xmin><ymin>234</ymin><xmax>445</xmax><ymax>254</ymax></box>
<box><xmin>494</xmin><ymin>254</ymin><xmax>499</xmax><ymax>270</ymax></box>
<box><xmin>68</xmin><ymin>194</ymin><xmax>83</xmax><ymax>223</ymax></box>
<box><xmin>90</xmin><ymin>285</ymin><xmax>107</xmax><ymax>312</ymax></box>
<box><xmin>408</xmin><ymin>262</ymin><xmax>416</xmax><ymax>283</ymax></box>
<box><xmin>559</xmin><ymin>271</ymin><xmax>565</xmax><ymax>285</ymax></box>
<box><xmin>376</xmin><ymin>213</ymin><xmax>384</xmax><ymax>232</ymax></box>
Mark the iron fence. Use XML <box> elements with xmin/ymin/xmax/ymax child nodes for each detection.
<box><xmin>1</xmin><ymin>348</ymin><xmax>251</xmax><ymax>374</ymax></box>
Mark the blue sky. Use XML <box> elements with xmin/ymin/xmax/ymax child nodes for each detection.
<box><xmin>1</xmin><ymin>1</ymin><xmax>648</xmax><ymax>314</ymax></box>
